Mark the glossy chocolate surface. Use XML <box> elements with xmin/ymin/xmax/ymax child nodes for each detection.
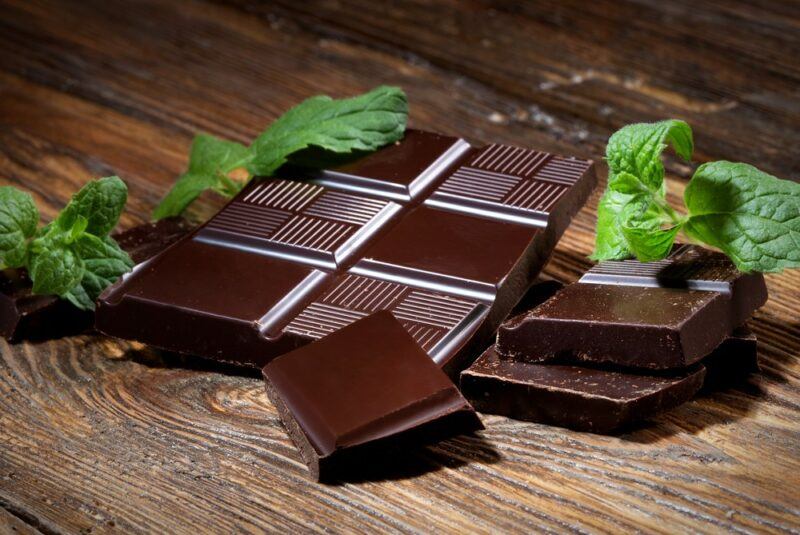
<box><xmin>461</xmin><ymin>345</ymin><xmax>706</xmax><ymax>433</ymax></box>
<box><xmin>312</xmin><ymin>129</ymin><xmax>470</xmax><ymax>202</ymax></box>
<box><xmin>0</xmin><ymin>218</ymin><xmax>192</xmax><ymax>342</ymax></box>
<box><xmin>96</xmin><ymin>130</ymin><xmax>597</xmax><ymax>371</ymax></box>
<box><xmin>262</xmin><ymin>311</ymin><xmax>482</xmax><ymax>481</ymax></box>
<box><xmin>462</xmin><ymin>326</ymin><xmax>757</xmax><ymax>433</ymax></box>
<box><xmin>496</xmin><ymin>245</ymin><xmax>767</xmax><ymax>370</ymax></box>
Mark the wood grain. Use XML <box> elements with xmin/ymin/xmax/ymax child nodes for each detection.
<box><xmin>0</xmin><ymin>0</ymin><xmax>798</xmax><ymax>532</ymax></box>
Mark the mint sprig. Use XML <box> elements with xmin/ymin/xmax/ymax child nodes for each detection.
<box><xmin>0</xmin><ymin>187</ymin><xmax>39</xmax><ymax>268</ymax></box>
<box><xmin>153</xmin><ymin>85</ymin><xmax>408</xmax><ymax>219</ymax></box>
<box><xmin>592</xmin><ymin>120</ymin><xmax>800</xmax><ymax>273</ymax></box>
<box><xmin>0</xmin><ymin>177</ymin><xmax>134</xmax><ymax>310</ymax></box>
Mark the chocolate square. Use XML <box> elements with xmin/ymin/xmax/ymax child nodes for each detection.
<box><xmin>312</xmin><ymin>129</ymin><xmax>471</xmax><ymax>202</ymax></box>
<box><xmin>352</xmin><ymin>205</ymin><xmax>540</xmax><ymax>301</ymax></box>
<box><xmin>497</xmin><ymin>246</ymin><xmax>768</xmax><ymax>370</ymax></box>
<box><xmin>262</xmin><ymin>311</ymin><xmax>482</xmax><ymax>481</ymax></box>
<box><xmin>196</xmin><ymin>179</ymin><xmax>402</xmax><ymax>270</ymax></box>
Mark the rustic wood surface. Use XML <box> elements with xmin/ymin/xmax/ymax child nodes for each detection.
<box><xmin>1</xmin><ymin>0</ymin><xmax>799</xmax><ymax>532</ymax></box>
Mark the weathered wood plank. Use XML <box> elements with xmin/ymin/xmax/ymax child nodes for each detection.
<box><xmin>0</xmin><ymin>508</ymin><xmax>43</xmax><ymax>535</ymax></box>
<box><xmin>0</xmin><ymin>332</ymin><xmax>798</xmax><ymax>533</ymax></box>
<box><xmin>251</xmin><ymin>0</ymin><xmax>800</xmax><ymax>179</ymax></box>
<box><xmin>0</xmin><ymin>0</ymin><xmax>798</xmax><ymax>532</ymax></box>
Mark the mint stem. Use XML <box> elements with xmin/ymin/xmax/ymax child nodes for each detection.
<box><xmin>653</xmin><ymin>195</ymin><xmax>685</xmax><ymax>226</ymax></box>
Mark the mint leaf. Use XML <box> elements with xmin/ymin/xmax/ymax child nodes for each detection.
<box><xmin>617</xmin><ymin>192</ymin><xmax>684</xmax><ymax>262</ymax></box>
<box><xmin>591</xmin><ymin>189</ymin><xmax>635</xmax><ymax>260</ymax></box>
<box><xmin>152</xmin><ymin>171</ymin><xmax>219</xmax><ymax>221</ymax></box>
<box><xmin>152</xmin><ymin>86</ymin><xmax>407</xmax><ymax>219</ymax></box>
<box><xmin>606</xmin><ymin>119</ymin><xmax>693</xmax><ymax>191</ymax></box>
<box><xmin>57</xmin><ymin>176</ymin><xmax>128</xmax><ymax>236</ymax></box>
<box><xmin>0</xmin><ymin>186</ymin><xmax>39</xmax><ymax>268</ymax></box>
<box><xmin>29</xmin><ymin>238</ymin><xmax>85</xmax><ymax>296</ymax></box>
<box><xmin>62</xmin><ymin>234</ymin><xmax>134</xmax><ymax>310</ymax></box>
<box><xmin>248</xmin><ymin>85</ymin><xmax>407</xmax><ymax>175</ymax></box>
<box><xmin>608</xmin><ymin>171</ymin><xmax>649</xmax><ymax>195</ymax></box>
<box><xmin>153</xmin><ymin>134</ymin><xmax>251</xmax><ymax>220</ymax></box>
<box><xmin>684</xmin><ymin>161</ymin><xmax>800</xmax><ymax>272</ymax></box>
<box><xmin>21</xmin><ymin>177</ymin><xmax>132</xmax><ymax>304</ymax></box>
<box><xmin>621</xmin><ymin>224</ymin><xmax>682</xmax><ymax>261</ymax></box>
<box><xmin>592</xmin><ymin>120</ymin><xmax>693</xmax><ymax>261</ymax></box>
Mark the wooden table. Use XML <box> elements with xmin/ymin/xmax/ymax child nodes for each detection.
<box><xmin>1</xmin><ymin>1</ymin><xmax>798</xmax><ymax>532</ymax></box>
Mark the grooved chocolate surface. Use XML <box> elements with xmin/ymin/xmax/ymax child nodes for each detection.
<box><xmin>496</xmin><ymin>246</ymin><xmax>767</xmax><ymax>370</ymax></box>
<box><xmin>262</xmin><ymin>311</ymin><xmax>482</xmax><ymax>480</ymax></box>
<box><xmin>427</xmin><ymin>144</ymin><xmax>593</xmax><ymax>226</ymax></box>
<box><xmin>283</xmin><ymin>272</ymin><xmax>488</xmax><ymax>363</ymax></box>
<box><xmin>96</xmin><ymin>130</ymin><xmax>596</xmax><ymax>370</ymax></box>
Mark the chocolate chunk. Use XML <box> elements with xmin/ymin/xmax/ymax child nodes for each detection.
<box><xmin>262</xmin><ymin>311</ymin><xmax>483</xmax><ymax>481</ymax></box>
<box><xmin>496</xmin><ymin>245</ymin><xmax>767</xmax><ymax>370</ymax></box>
<box><xmin>0</xmin><ymin>218</ymin><xmax>193</xmax><ymax>342</ymax></box>
<box><xmin>461</xmin><ymin>345</ymin><xmax>706</xmax><ymax>434</ymax></box>
<box><xmin>96</xmin><ymin>130</ymin><xmax>597</xmax><ymax>371</ymax></box>
<box><xmin>0</xmin><ymin>269</ymin><xmax>92</xmax><ymax>342</ymax></box>
<box><xmin>113</xmin><ymin>216</ymin><xmax>194</xmax><ymax>264</ymax></box>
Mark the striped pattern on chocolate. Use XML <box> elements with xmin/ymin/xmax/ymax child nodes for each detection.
<box><xmin>284</xmin><ymin>274</ymin><xmax>482</xmax><ymax>353</ymax></box>
<box><xmin>204</xmin><ymin>180</ymin><xmax>392</xmax><ymax>256</ymax></box>
<box><xmin>580</xmin><ymin>245</ymin><xmax>741</xmax><ymax>291</ymax></box>
<box><xmin>429</xmin><ymin>145</ymin><xmax>592</xmax><ymax>219</ymax></box>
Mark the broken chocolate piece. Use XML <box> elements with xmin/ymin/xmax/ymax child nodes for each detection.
<box><xmin>96</xmin><ymin>130</ymin><xmax>597</xmax><ymax>372</ymax></box>
<box><xmin>113</xmin><ymin>216</ymin><xmax>194</xmax><ymax>264</ymax></box>
<box><xmin>262</xmin><ymin>311</ymin><xmax>482</xmax><ymax>481</ymax></box>
<box><xmin>496</xmin><ymin>245</ymin><xmax>767</xmax><ymax>370</ymax></box>
<box><xmin>0</xmin><ymin>218</ymin><xmax>193</xmax><ymax>342</ymax></box>
<box><xmin>460</xmin><ymin>345</ymin><xmax>706</xmax><ymax>433</ymax></box>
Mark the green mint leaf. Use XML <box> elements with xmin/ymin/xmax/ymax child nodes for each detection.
<box><xmin>152</xmin><ymin>171</ymin><xmax>219</xmax><ymax>221</ymax></box>
<box><xmin>0</xmin><ymin>186</ymin><xmax>39</xmax><ymax>268</ymax></box>
<box><xmin>66</xmin><ymin>215</ymin><xmax>89</xmax><ymax>244</ymax></box>
<box><xmin>617</xmin><ymin>192</ymin><xmax>682</xmax><ymax>261</ymax></box>
<box><xmin>590</xmin><ymin>189</ymin><xmax>635</xmax><ymax>260</ymax></box>
<box><xmin>56</xmin><ymin>176</ymin><xmax>128</xmax><ymax>236</ymax></box>
<box><xmin>592</xmin><ymin>119</ymin><xmax>693</xmax><ymax>261</ymax></box>
<box><xmin>684</xmin><ymin>161</ymin><xmax>800</xmax><ymax>272</ymax></box>
<box><xmin>608</xmin><ymin>171</ymin><xmax>649</xmax><ymax>195</ymax></box>
<box><xmin>606</xmin><ymin>119</ymin><xmax>693</xmax><ymax>191</ymax></box>
<box><xmin>621</xmin><ymin>224</ymin><xmax>682</xmax><ymax>262</ymax></box>
<box><xmin>62</xmin><ymin>234</ymin><xmax>134</xmax><ymax>310</ymax></box>
<box><xmin>187</xmin><ymin>134</ymin><xmax>252</xmax><ymax>175</ymax></box>
<box><xmin>153</xmin><ymin>134</ymin><xmax>251</xmax><ymax>220</ymax></box>
<box><xmin>29</xmin><ymin>238</ymin><xmax>85</xmax><ymax>296</ymax></box>
<box><xmin>62</xmin><ymin>280</ymin><xmax>94</xmax><ymax>310</ymax></box>
<box><xmin>248</xmin><ymin>85</ymin><xmax>408</xmax><ymax>176</ymax></box>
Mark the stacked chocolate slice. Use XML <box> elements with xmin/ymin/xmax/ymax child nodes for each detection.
<box><xmin>461</xmin><ymin>246</ymin><xmax>767</xmax><ymax>433</ymax></box>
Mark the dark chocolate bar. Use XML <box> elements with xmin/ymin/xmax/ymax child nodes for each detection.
<box><xmin>496</xmin><ymin>245</ymin><xmax>767</xmax><ymax>370</ymax></box>
<box><xmin>461</xmin><ymin>325</ymin><xmax>758</xmax><ymax>433</ymax></box>
<box><xmin>461</xmin><ymin>345</ymin><xmax>706</xmax><ymax>433</ymax></box>
<box><xmin>96</xmin><ymin>130</ymin><xmax>597</xmax><ymax>372</ymax></box>
<box><xmin>262</xmin><ymin>311</ymin><xmax>482</xmax><ymax>481</ymax></box>
<box><xmin>0</xmin><ymin>218</ymin><xmax>192</xmax><ymax>342</ymax></box>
